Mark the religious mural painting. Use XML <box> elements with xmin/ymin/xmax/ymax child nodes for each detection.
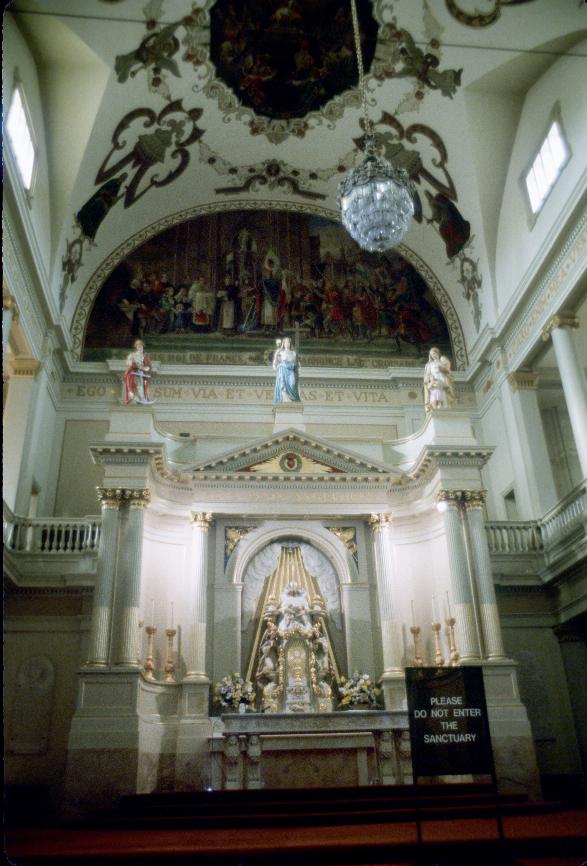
<box><xmin>82</xmin><ymin>209</ymin><xmax>452</xmax><ymax>368</ymax></box>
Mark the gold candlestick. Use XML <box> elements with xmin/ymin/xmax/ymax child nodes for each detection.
<box><xmin>410</xmin><ymin>626</ymin><xmax>424</xmax><ymax>667</ymax></box>
<box><xmin>446</xmin><ymin>617</ymin><xmax>460</xmax><ymax>666</ymax></box>
<box><xmin>164</xmin><ymin>628</ymin><xmax>177</xmax><ymax>683</ymax></box>
<box><xmin>431</xmin><ymin>622</ymin><xmax>445</xmax><ymax>667</ymax></box>
<box><xmin>144</xmin><ymin>625</ymin><xmax>157</xmax><ymax>680</ymax></box>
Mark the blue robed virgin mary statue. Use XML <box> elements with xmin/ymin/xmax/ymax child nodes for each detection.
<box><xmin>272</xmin><ymin>337</ymin><xmax>301</xmax><ymax>403</ymax></box>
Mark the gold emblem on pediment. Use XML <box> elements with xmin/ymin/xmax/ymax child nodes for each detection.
<box><xmin>242</xmin><ymin>451</ymin><xmax>340</xmax><ymax>474</ymax></box>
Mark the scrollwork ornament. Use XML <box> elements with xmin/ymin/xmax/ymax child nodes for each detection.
<box><xmin>445</xmin><ymin>0</ymin><xmax>537</xmax><ymax>29</ymax></box>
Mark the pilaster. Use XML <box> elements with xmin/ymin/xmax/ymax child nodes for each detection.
<box><xmin>543</xmin><ymin>314</ymin><xmax>587</xmax><ymax>479</ymax></box>
<box><xmin>437</xmin><ymin>490</ymin><xmax>481</xmax><ymax>662</ymax></box>
<box><xmin>368</xmin><ymin>513</ymin><xmax>403</xmax><ymax>696</ymax></box>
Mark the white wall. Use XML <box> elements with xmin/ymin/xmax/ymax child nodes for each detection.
<box><xmin>495</xmin><ymin>39</ymin><xmax>587</xmax><ymax>314</ymax></box>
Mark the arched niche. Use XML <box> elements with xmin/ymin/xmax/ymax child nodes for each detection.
<box><xmin>226</xmin><ymin>522</ymin><xmax>359</xmax><ymax>676</ymax></box>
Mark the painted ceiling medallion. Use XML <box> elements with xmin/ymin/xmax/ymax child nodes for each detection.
<box><xmin>209</xmin><ymin>0</ymin><xmax>377</xmax><ymax>121</ymax></box>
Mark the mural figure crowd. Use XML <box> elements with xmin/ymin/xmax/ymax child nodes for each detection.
<box><xmin>84</xmin><ymin>212</ymin><xmax>452</xmax><ymax>366</ymax></box>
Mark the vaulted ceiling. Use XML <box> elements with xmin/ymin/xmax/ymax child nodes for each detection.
<box><xmin>6</xmin><ymin>0</ymin><xmax>587</xmax><ymax>370</ymax></box>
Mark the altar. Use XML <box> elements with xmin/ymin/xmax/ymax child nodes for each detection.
<box><xmin>212</xmin><ymin>711</ymin><xmax>410</xmax><ymax>790</ymax></box>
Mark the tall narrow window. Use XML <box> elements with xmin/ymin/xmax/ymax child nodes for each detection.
<box><xmin>6</xmin><ymin>84</ymin><xmax>36</xmax><ymax>191</ymax></box>
<box><xmin>523</xmin><ymin>112</ymin><xmax>570</xmax><ymax>218</ymax></box>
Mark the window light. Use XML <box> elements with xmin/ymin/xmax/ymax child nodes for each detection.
<box><xmin>524</xmin><ymin>119</ymin><xmax>569</xmax><ymax>216</ymax></box>
<box><xmin>6</xmin><ymin>86</ymin><xmax>36</xmax><ymax>190</ymax></box>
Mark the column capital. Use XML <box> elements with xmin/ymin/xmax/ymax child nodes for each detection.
<box><xmin>96</xmin><ymin>487</ymin><xmax>122</xmax><ymax>509</ymax></box>
<box><xmin>3</xmin><ymin>294</ymin><xmax>18</xmax><ymax>317</ymax></box>
<box><xmin>368</xmin><ymin>512</ymin><xmax>392</xmax><ymax>532</ymax></box>
<box><xmin>436</xmin><ymin>489</ymin><xmax>462</xmax><ymax>508</ymax></box>
<box><xmin>126</xmin><ymin>488</ymin><xmax>151</xmax><ymax>509</ymax></box>
<box><xmin>190</xmin><ymin>511</ymin><xmax>214</xmax><ymax>530</ymax></box>
<box><xmin>542</xmin><ymin>313</ymin><xmax>580</xmax><ymax>342</ymax></box>
<box><xmin>507</xmin><ymin>371</ymin><xmax>539</xmax><ymax>391</ymax></box>
<box><xmin>96</xmin><ymin>487</ymin><xmax>151</xmax><ymax>508</ymax></box>
<box><xmin>461</xmin><ymin>489</ymin><xmax>487</xmax><ymax>509</ymax></box>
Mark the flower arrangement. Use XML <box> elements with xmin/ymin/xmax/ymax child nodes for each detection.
<box><xmin>338</xmin><ymin>672</ymin><xmax>382</xmax><ymax>709</ymax></box>
<box><xmin>213</xmin><ymin>672</ymin><xmax>256</xmax><ymax>712</ymax></box>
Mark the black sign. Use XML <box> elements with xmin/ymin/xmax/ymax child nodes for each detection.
<box><xmin>406</xmin><ymin>666</ymin><xmax>494</xmax><ymax>778</ymax></box>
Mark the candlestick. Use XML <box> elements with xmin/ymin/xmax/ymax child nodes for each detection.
<box><xmin>446</xmin><ymin>617</ymin><xmax>460</xmax><ymax>666</ymax></box>
<box><xmin>445</xmin><ymin>590</ymin><xmax>453</xmax><ymax>620</ymax></box>
<box><xmin>144</xmin><ymin>625</ymin><xmax>157</xmax><ymax>680</ymax></box>
<box><xmin>151</xmin><ymin>598</ymin><xmax>155</xmax><ymax>625</ymax></box>
<box><xmin>410</xmin><ymin>626</ymin><xmax>424</xmax><ymax>667</ymax></box>
<box><xmin>431</xmin><ymin>622</ymin><xmax>445</xmax><ymax>667</ymax></box>
<box><xmin>164</xmin><ymin>628</ymin><xmax>177</xmax><ymax>683</ymax></box>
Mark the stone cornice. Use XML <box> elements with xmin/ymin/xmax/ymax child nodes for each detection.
<box><xmin>507</xmin><ymin>371</ymin><xmax>539</xmax><ymax>391</ymax></box>
<box><xmin>409</xmin><ymin>446</ymin><xmax>494</xmax><ymax>481</ymax></box>
<box><xmin>90</xmin><ymin>444</ymin><xmax>166</xmax><ymax>467</ymax></box>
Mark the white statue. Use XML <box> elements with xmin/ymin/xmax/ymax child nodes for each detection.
<box><xmin>277</xmin><ymin>582</ymin><xmax>312</xmax><ymax>635</ymax></box>
<box><xmin>424</xmin><ymin>347</ymin><xmax>455</xmax><ymax>411</ymax></box>
<box><xmin>272</xmin><ymin>337</ymin><xmax>301</xmax><ymax>403</ymax></box>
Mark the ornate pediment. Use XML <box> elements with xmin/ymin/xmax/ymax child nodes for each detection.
<box><xmin>183</xmin><ymin>429</ymin><xmax>400</xmax><ymax>484</ymax></box>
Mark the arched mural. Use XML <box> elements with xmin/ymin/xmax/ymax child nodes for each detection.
<box><xmin>82</xmin><ymin>209</ymin><xmax>453</xmax><ymax>368</ymax></box>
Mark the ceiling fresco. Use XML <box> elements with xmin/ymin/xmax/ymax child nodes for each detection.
<box><xmin>209</xmin><ymin>0</ymin><xmax>378</xmax><ymax>121</ymax></box>
<box><xmin>54</xmin><ymin>0</ymin><xmax>550</xmax><ymax>348</ymax></box>
<box><xmin>82</xmin><ymin>209</ymin><xmax>455</xmax><ymax>369</ymax></box>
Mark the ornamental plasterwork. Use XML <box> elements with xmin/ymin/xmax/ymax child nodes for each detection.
<box><xmin>113</xmin><ymin>0</ymin><xmax>461</xmax><ymax>144</ymax></box>
<box><xmin>445</xmin><ymin>0</ymin><xmax>537</xmax><ymax>29</ymax></box>
<box><xmin>327</xmin><ymin>527</ymin><xmax>359</xmax><ymax>564</ymax></box>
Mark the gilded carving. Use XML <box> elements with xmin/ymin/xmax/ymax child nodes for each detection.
<box><xmin>368</xmin><ymin>513</ymin><xmax>393</xmax><ymax>531</ymax></box>
<box><xmin>542</xmin><ymin>314</ymin><xmax>580</xmax><ymax>342</ymax></box>
<box><xmin>191</xmin><ymin>511</ymin><xmax>214</xmax><ymax>529</ymax></box>
<box><xmin>225</xmin><ymin>526</ymin><xmax>253</xmax><ymax>560</ymax></box>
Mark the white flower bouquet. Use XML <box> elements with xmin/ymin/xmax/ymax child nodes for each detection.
<box><xmin>338</xmin><ymin>672</ymin><xmax>382</xmax><ymax>709</ymax></box>
<box><xmin>214</xmin><ymin>672</ymin><xmax>256</xmax><ymax>712</ymax></box>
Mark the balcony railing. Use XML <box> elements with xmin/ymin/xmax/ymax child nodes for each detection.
<box><xmin>485</xmin><ymin>521</ymin><xmax>543</xmax><ymax>555</ymax></box>
<box><xmin>4</xmin><ymin>506</ymin><xmax>101</xmax><ymax>554</ymax></box>
<box><xmin>540</xmin><ymin>481</ymin><xmax>586</xmax><ymax>549</ymax></box>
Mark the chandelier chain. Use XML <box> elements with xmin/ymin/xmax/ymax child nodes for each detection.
<box><xmin>350</xmin><ymin>0</ymin><xmax>373</xmax><ymax>139</ymax></box>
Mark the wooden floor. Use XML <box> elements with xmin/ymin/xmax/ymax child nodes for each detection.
<box><xmin>6</xmin><ymin>784</ymin><xmax>587</xmax><ymax>865</ymax></box>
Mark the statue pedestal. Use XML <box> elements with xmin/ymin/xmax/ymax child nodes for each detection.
<box><xmin>273</xmin><ymin>402</ymin><xmax>305</xmax><ymax>432</ymax></box>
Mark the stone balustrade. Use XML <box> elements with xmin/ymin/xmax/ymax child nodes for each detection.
<box><xmin>540</xmin><ymin>480</ymin><xmax>586</xmax><ymax>548</ymax></box>
<box><xmin>485</xmin><ymin>521</ymin><xmax>543</xmax><ymax>554</ymax></box>
<box><xmin>3</xmin><ymin>506</ymin><xmax>101</xmax><ymax>554</ymax></box>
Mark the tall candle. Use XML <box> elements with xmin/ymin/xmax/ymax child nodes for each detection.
<box><xmin>170</xmin><ymin>601</ymin><xmax>174</xmax><ymax>629</ymax></box>
<box><xmin>411</xmin><ymin>599</ymin><xmax>416</xmax><ymax>627</ymax></box>
<box><xmin>151</xmin><ymin>598</ymin><xmax>155</xmax><ymax>625</ymax></box>
<box><xmin>432</xmin><ymin>594</ymin><xmax>439</xmax><ymax>623</ymax></box>
<box><xmin>445</xmin><ymin>590</ymin><xmax>453</xmax><ymax>620</ymax></box>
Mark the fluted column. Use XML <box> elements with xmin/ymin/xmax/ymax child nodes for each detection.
<box><xmin>369</xmin><ymin>513</ymin><xmax>403</xmax><ymax>674</ymax></box>
<box><xmin>438</xmin><ymin>491</ymin><xmax>481</xmax><ymax>662</ymax></box>
<box><xmin>112</xmin><ymin>489</ymin><xmax>150</xmax><ymax>666</ymax></box>
<box><xmin>184</xmin><ymin>512</ymin><xmax>214</xmax><ymax>681</ymax></box>
<box><xmin>464</xmin><ymin>491</ymin><xmax>506</xmax><ymax>660</ymax></box>
<box><xmin>543</xmin><ymin>314</ymin><xmax>587</xmax><ymax>479</ymax></box>
<box><xmin>85</xmin><ymin>489</ymin><xmax>122</xmax><ymax>666</ymax></box>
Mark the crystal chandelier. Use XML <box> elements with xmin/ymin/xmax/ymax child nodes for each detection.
<box><xmin>338</xmin><ymin>0</ymin><xmax>415</xmax><ymax>252</ymax></box>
